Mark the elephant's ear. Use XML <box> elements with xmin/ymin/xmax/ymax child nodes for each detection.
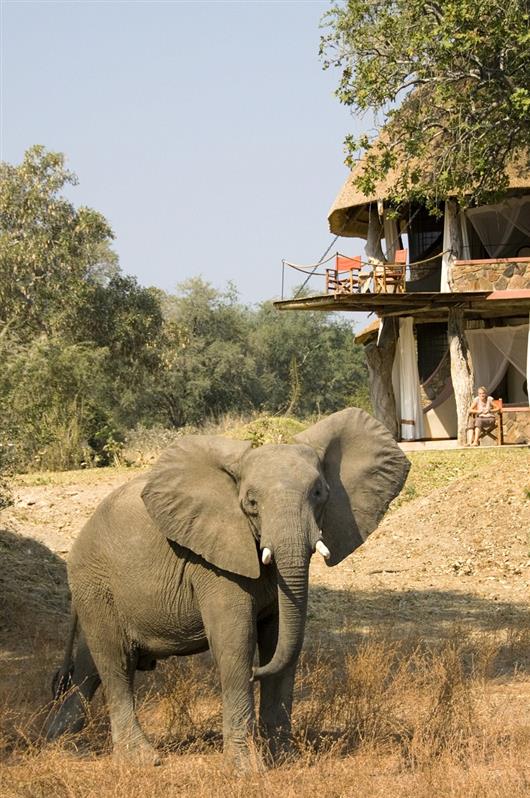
<box><xmin>141</xmin><ymin>436</ymin><xmax>260</xmax><ymax>579</ymax></box>
<box><xmin>294</xmin><ymin>408</ymin><xmax>410</xmax><ymax>566</ymax></box>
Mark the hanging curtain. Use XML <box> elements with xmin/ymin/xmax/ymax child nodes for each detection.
<box><xmin>466</xmin><ymin>324</ymin><xmax>529</xmax><ymax>397</ymax></box>
<box><xmin>466</xmin><ymin>331</ymin><xmax>510</xmax><ymax>393</ymax></box>
<box><xmin>393</xmin><ymin>318</ymin><xmax>425</xmax><ymax>440</ymax></box>
<box><xmin>465</xmin><ymin>196</ymin><xmax>530</xmax><ymax>258</ymax></box>
<box><xmin>365</xmin><ymin>205</ymin><xmax>386</xmax><ymax>264</ymax></box>
<box><xmin>488</xmin><ymin>325</ymin><xmax>529</xmax><ymax>376</ymax></box>
<box><xmin>383</xmin><ymin>211</ymin><xmax>399</xmax><ymax>262</ymax></box>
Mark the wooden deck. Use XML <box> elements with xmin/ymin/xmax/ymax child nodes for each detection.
<box><xmin>274</xmin><ymin>289</ymin><xmax>530</xmax><ymax>321</ymax></box>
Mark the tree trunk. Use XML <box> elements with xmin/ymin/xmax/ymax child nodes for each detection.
<box><xmin>445</xmin><ymin>199</ymin><xmax>463</xmax><ymax>289</ymax></box>
<box><xmin>364</xmin><ymin>318</ymin><xmax>399</xmax><ymax>439</ymax></box>
<box><xmin>448</xmin><ymin>308</ymin><xmax>474</xmax><ymax>445</ymax></box>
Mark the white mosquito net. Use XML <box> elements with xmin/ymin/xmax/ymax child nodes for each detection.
<box><xmin>465</xmin><ymin>196</ymin><xmax>530</xmax><ymax>258</ymax></box>
<box><xmin>466</xmin><ymin>320</ymin><xmax>530</xmax><ymax>404</ymax></box>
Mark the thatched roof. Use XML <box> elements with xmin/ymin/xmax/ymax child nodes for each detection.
<box><xmin>328</xmin><ymin>154</ymin><xmax>530</xmax><ymax>239</ymax></box>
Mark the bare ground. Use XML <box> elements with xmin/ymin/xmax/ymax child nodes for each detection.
<box><xmin>1</xmin><ymin>447</ymin><xmax>529</xmax><ymax>796</ymax></box>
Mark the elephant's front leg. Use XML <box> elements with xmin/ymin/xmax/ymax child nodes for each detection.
<box><xmin>197</xmin><ymin>582</ymin><xmax>259</xmax><ymax>770</ymax></box>
<box><xmin>257</xmin><ymin>612</ymin><xmax>297</xmax><ymax>762</ymax></box>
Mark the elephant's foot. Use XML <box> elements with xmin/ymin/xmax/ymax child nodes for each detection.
<box><xmin>113</xmin><ymin>738</ymin><xmax>162</xmax><ymax>767</ymax></box>
<box><xmin>224</xmin><ymin>740</ymin><xmax>266</xmax><ymax>773</ymax></box>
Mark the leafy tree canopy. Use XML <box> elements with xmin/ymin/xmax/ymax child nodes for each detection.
<box><xmin>0</xmin><ymin>147</ymin><xmax>371</xmax><ymax>472</ymax></box>
<box><xmin>154</xmin><ymin>279</ymin><xmax>260</xmax><ymax>428</ymax></box>
<box><xmin>0</xmin><ymin>145</ymin><xmax>116</xmax><ymax>339</ymax></box>
<box><xmin>321</xmin><ymin>0</ymin><xmax>530</xmax><ymax>208</ymax></box>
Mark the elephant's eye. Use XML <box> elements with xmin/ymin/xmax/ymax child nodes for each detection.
<box><xmin>244</xmin><ymin>493</ymin><xmax>259</xmax><ymax>515</ymax></box>
<box><xmin>312</xmin><ymin>482</ymin><xmax>328</xmax><ymax>503</ymax></box>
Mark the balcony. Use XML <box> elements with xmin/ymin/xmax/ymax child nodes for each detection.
<box><xmin>276</xmin><ymin>255</ymin><xmax>530</xmax><ymax>321</ymax></box>
<box><xmin>320</xmin><ymin>255</ymin><xmax>530</xmax><ymax>297</ymax></box>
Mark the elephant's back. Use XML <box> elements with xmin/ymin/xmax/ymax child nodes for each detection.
<box><xmin>68</xmin><ymin>475</ymin><xmax>180</xmax><ymax>595</ymax></box>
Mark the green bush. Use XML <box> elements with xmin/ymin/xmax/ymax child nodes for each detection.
<box><xmin>0</xmin><ymin>338</ymin><xmax>121</xmax><ymax>471</ymax></box>
<box><xmin>228</xmin><ymin>416</ymin><xmax>308</xmax><ymax>447</ymax></box>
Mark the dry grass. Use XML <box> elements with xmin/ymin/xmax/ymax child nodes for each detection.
<box><xmin>1</xmin><ymin>630</ymin><xmax>529</xmax><ymax>797</ymax></box>
<box><xmin>392</xmin><ymin>447</ymin><xmax>530</xmax><ymax>510</ymax></box>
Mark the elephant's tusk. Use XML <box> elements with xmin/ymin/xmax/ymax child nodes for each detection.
<box><xmin>315</xmin><ymin>540</ymin><xmax>330</xmax><ymax>560</ymax></box>
<box><xmin>261</xmin><ymin>547</ymin><xmax>272</xmax><ymax>565</ymax></box>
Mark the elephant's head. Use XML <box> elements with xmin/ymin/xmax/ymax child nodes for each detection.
<box><xmin>141</xmin><ymin>408</ymin><xmax>409</xmax><ymax>680</ymax></box>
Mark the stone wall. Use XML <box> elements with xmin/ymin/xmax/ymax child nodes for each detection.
<box><xmin>479</xmin><ymin>408</ymin><xmax>530</xmax><ymax>446</ymax></box>
<box><xmin>451</xmin><ymin>259</ymin><xmax>530</xmax><ymax>292</ymax></box>
<box><xmin>502</xmin><ymin>409</ymin><xmax>530</xmax><ymax>445</ymax></box>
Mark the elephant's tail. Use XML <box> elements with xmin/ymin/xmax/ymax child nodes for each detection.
<box><xmin>51</xmin><ymin>607</ymin><xmax>78</xmax><ymax>699</ymax></box>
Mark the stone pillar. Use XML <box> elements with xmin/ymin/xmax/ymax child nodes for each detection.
<box><xmin>448</xmin><ymin>308</ymin><xmax>474</xmax><ymax>445</ymax></box>
<box><xmin>364</xmin><ymin>318</ymin><xmax>399</xmax><ymax>439</ymax></box>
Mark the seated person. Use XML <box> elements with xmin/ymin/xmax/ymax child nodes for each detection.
<box><xmin>466</xmin><ymin>386</ymin><xmax>495</xmax><ymax>446</ymax></box>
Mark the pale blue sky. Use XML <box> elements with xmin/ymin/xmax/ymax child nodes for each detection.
<box><xmin>1</xmin><ymin>0</ymin><xmax>366</xmax><ymax>304</ymax></box>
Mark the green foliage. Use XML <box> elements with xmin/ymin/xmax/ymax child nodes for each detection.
<box><xmin>228</xmin><ymin>416</ymin><xmax>308</xmax><ymax>447</ymax></box>
<box><xmin>0</xmin><ymin>147</ymin><xmax>371</xmax><ymax>472</ymax></box>
<box><xmin>321</xmin><ymin>0</ymin><xmax>530</xmax><ymax>207</ymax></box>
<box><xmin>348</xmin><ymin>383</ymin><xmax>373</xmax><ymax>414</ymax></box>
<box><xmin>0</xmin><ymin>476</ymin><xmax>12</xmax><ymax>509</ymax></box>
<box><xmin>0</xmin><ymin>145</ymin><xmax>116</xmax><ymax>339</ymax></box>
<box><xmin>154</xmin><ymin>279</ymin><xmax>260</xmax><ymax>428</ymax></box>
<box><xmin>153</xmin><ymin>279</ymin><xmax>369</xmax><ymax>428</ymax></box>
<box><xmin>250</xmin><ymin>302</ymin><xmax>368</xmax><ymax>417</ymax></box>
<box><xmin>0</xmin><ymin>337</ymin><xmax>121</xmax><ymax>471</ymax></box>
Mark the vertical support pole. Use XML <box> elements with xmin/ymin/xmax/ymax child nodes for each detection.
<box><xmin>448</xmin><ymin>307</ymin><xmax>475</xmax><ymax>445</ymax></box>
<box><xmin>442</xmin><ymin>200</ymin><xmax>463</xmax><ymax>290</ymax></box>
<box><xmin>364</xmin><ymin>317</ymin><xmax>399</xmax><ymax>439</ymax></box>
<box><xmin>281</xmin><ymin>260</ymin><xmax>285</xmax><ymax>300</ymax></box>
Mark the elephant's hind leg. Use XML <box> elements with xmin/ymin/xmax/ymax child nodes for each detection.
<box><xmin>80</xmin><ymin>618</ymin><xmax>160</xmax><ymax>765</ymax></box>
<box><xmin>46</xmin><ymin>632</ymin><xmax>101</xmax><ymax>741</ymax></box>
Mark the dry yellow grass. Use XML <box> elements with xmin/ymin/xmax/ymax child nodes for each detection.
<box><xmin>1</xmin><ymin>631</ymin><xmax>530</xmax><ymax>797</ymax></box>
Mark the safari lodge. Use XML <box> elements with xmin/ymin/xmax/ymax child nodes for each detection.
<box><xmin>275</xmin><ymin>163</ymin><xmax>530</xmax><ymax>447</ymax></box>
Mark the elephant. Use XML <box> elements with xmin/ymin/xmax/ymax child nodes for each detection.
<box><xmin>46</xmin><ymin>408</ymin><xmax>409</xmax><ymax>768</ymax></box>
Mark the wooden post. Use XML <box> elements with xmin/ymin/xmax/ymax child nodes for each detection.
<box><xmin>445</xmin><ymin>200</ymin><xmax>463</xmax><ymax>289</ymax></box>
<box><xmin>364</xmin><ymin>317</ymin><xmax>399</xmax><ymax>439</ymax></box>
<box><xmin>448</xmin><ymin>307</ymin><xmax>474</xmax><ymax>445</ymax></box>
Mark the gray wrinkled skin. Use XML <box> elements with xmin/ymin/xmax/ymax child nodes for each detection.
<box><xmin>46</xmin><ymin>408</ymin><xmax>409</xmax><ymax>768</ymax></box>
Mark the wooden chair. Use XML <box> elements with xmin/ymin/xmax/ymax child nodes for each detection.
<box><xmin>469</xmin><ymin>399</ymin><xmax>504</xmax><ymax>446</ymax></box>
<box><xmin>373</xmin><ymin>249</ymin><xmax>408</xmax><ymax>293</ymax></box>
<box><xmin>479</xmin><ymin>399</ymin><xmax>504</xmax><ymax>446</ymax></box>
<box><xmin>325</xmin><ymin>255</ymin><xmax>364</xmax><ymax>295</ymax></box>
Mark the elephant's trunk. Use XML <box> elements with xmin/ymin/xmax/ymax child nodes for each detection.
<box><xmin>253</xmin><ymin>539</ymin><xmax>311</xmax><ymax>681</ymax></box>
